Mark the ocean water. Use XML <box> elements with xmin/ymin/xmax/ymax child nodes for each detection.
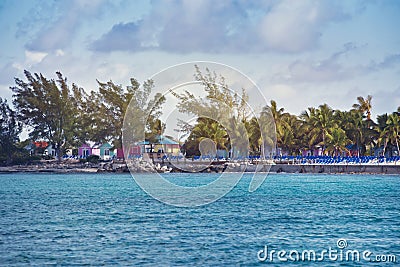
<box><xmin>0</xmin><ymin>172</ymin><xmax>399</xmax><ymax>266</ymax></box>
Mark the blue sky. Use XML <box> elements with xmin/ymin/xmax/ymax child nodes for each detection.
<box><xmin>1</xmin><ymin>0</ymin><xmax>399</xmax><ymax>119</ymax></box>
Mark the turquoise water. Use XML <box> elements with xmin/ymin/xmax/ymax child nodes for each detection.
<box><xmin>0</xmin><ymin>173</ymin><xmax>399</xmax><ymax>266</ymax></box>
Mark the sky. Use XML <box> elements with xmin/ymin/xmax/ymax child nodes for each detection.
<box><xmin>1</xmin><ymin>0</ymin><xmax>399</xmax><ymax>124</ymax></box>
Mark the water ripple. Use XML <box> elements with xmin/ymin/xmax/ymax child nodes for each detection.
<box><xmin>0</xmin><ymin>173</ymin><xmax>399</xmax><ymax>266</ymax></box>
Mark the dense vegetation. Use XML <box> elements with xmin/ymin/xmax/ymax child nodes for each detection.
<box><xmin>270</xmin><ymin>99</ymin><xmax>399</xmax><ymax>157</ymax></box>
<box><xmin>174</xmin><ymin>67</ymin><xmax>400</xmax><ymax>158</ymax></box>
<box><xmin>1</xmin><ymin>70</ymin><xmax>164</xmax><ymax>164</ymax></box>
<box><xmin>0</xmin><ymin>68</ymin><xmax>399</xmax><ymax>165</ymax></box>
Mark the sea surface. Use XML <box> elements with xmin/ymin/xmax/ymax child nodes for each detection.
<box><xmin>0</xmin><ymin>172</ymin><xmax>399</xmax><ymax>266</ymax></box>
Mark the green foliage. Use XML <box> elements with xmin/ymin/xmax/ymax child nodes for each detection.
<box><xmin>172</xmin><ymin>65</ymin><xmax>255</xmax><ymax>159</ymax></box>
<box><xmin>11</xmin><ymin>71</ymin><xmax>81</xmax><ymax>161</ymax></box>
<box><xmin>0</xmin><ymin>97</ymin><xmax>22</xmax><ymax>165</ymax></box>
<box><xmin>11</xmin><ymin>71</ymin><xmax>166</xmax><ymax>164</ymax></box>
<box><xmin>5</xmin><ymin>68</ymin><xmax>400</xmax><ymax>160</ymax></box>
<box><xmin>352</xmin><ymin>95</ymin><xmax>372</xmax><ymax>120</ymax></box>
<box><xmin>173</xmin><ymin>68</ymin><xmax>399</xmax><ymax>158</ymax></box>
<box><xmin>93</xmin><ymin>78</ymin><xmax>140</xmax><ymax>148</ymax></box>
<box><xmin>86</xmin><ymin>154</ymin><xmax>100</xmax><ymax>164</ymax></box>
<box><xmin>326</xmin><ymin>128</ymin><xmax>350</xmax><ymax>156</ymax></box>
<box><xmin>183</xmin><ymin>118</ymin><xmax>228</xmax><ymax>157</ymax></box>
<box><xmin>383</xmin><ymin>113</ymin><xmax>400</xmax><ymax>155</ymax></box>
<box><xmin>122</xmin><ymin>78</ymin><xmax>166</xmax><ymax>152</ymax></box>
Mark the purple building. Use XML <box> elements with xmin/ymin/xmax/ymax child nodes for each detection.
<box><xmin>78</xmin><ymin>143</ymin><xmax>92</xmax><ymax>158</ymax></box>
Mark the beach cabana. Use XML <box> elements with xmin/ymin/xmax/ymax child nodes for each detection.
<box><xmin>116</xmin><ymin>148</ymin><xmax>125</xmax><ymax>159</ymax></box>
<box><xmin>97</xmin><ymin>142</ymin><xmax>115</xmax><ymax>160</ymax></box>
<box><xmin>153</xmin><ymin>136</ymin><xmax>180</xmax><ymax>155</ymax></box>
<box><xmin>24</xmin><ymin>141</ymin><xmax>48</xmax><ymax>156</ymax></box>
<box><xmin>44</xmin><ymin>144</ymin><xmax>57</xmax><ymax>157</ymax></box>
<box><xmin>78</xmin><ymin>143</ymin><xmax>92</xmax><ymax>158</ymax></box>
<box><xmin>92</xmin><ymin>143</ymin><xmax>101</xmax><ymax>157</ymax></box>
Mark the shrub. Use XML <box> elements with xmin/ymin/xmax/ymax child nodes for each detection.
<box><xmin>86</xmin><ymin>155</ymin><xmax>100</xmax><ymax>164</ymax></box>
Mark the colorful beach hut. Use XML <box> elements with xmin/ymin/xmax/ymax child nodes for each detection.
<box><xmin>78</xmin><ymin>143</ymin><xmax>92</xmax><ymax>158</ymax></box>
<box><xmin>98</xmin><ymin>142</ymin><xmax>115</xmax><ymax>160</ymax></box>
<box><xmin>44</xmin><ymin>144</ymin><xmax>57</xmax><ymax>157</ymax></box>
<box><xmin>154</xmin><ymin>136</ymin><xmax>180</xmax><ymax>155</ymax></box>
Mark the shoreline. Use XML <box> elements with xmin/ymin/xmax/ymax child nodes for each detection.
<box><xmin>1</xmin><ymin>162</ymin><xmax>399</xmax><ymax>175</ymax></box>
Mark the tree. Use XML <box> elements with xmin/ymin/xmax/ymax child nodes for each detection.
<box><xmin>385</xmin><ymin>113</ymin><xmax>400</xmax><ymax>155</ymax></box>
<box><xmin>11</xmin><ymin>71</ymin><xmax>80</xmax><ymax>161</ymax></box>
<box><xmin>171</xmin><ymin>65</ymin><xmax>254</xmax><ymax>159</ymax></box>
<box><xmin>376</xmin><ymin>113</ymin><xmax>389</xmax><ymax>156</ymax></box>
<box><xmin>226</xmin><ymin>116</ymin><xmax>249</xmax><ymax>158</ymax></box>
<box><xmin>301</xmin><ymin>104</ymin><xmax>336</xmax><ymax>154</ymax></box>
<box><xmin>352</xmin><ymin>95</ymin><xmax>372</xmax><ymax>120</ymax></box>
<box><xmin>69</xmin><ymin>86</ymin><xmax>94</xmax><ymax>145</ymax></box>
<box><xmin>146</xmin><ymin>118</ymin><xmax>166</xmax><ymax>154</ymax></box>
<box><xmin>0</xmin><ymin>98</ymin><xmax>22</xmax><ymax>164</ymax></box>
<box><xmin>326</xmin><ymin>128</ymin><xmax>349</xmax><ymax>156</ymax></box>
<box><xmin>183</xmin><ymin>118</ymin><xmax>227</xmax><ymax>157</ymax></box>
<box><xmin>122</xmin><ymin>79</ymin><xmax>166</xmax><ymax>155</ymax></box>
<box><xmin>245</xmin><ymin>106</ymin><xmax>276</xmax><ymax>158</ymax></box>
<box><xmin>280</xmin><ymin>113</ymin><xmax>304</xmax><ymax>155</ymax></box>
<box><xmin>269</xmin><ymin>100</ymin><xmax>289</xmax><ymax>153</ymax></box>
<box><xmin>336</xmin><ymin>110</ymin><xmax>364</xmax><ymax>156</ymax></box>
<box><xmin>82</xmin><ymin>78</ymin><xmax>166</xmax><ymax>154</ymax></box>
<box><xmin>246</xmin><ymin>117</ymin><xmax>262</xmax><ymax>155</ymax></box>
<box><xmin>94</xmin><ymin>78</ymin><xmax>138</xmax><ymax>148</ymax></box>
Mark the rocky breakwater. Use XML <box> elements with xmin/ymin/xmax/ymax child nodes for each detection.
<box><xmin>125</xmin><ymin>160</ymin><xmax>170</xmax><ymax>173</ymax></box>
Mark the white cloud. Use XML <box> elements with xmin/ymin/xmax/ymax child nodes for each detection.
<box><xmin>26</xmin><ymin>0</ymin><xmax>106</xmax><ymax>52</ymax></box>
<box><xmin>10</xmin><ymin>50</ymin><xmax>47</xmax><ymax>72</ymax></box>
<box><xmin>95</xmin><ymin>62</ymin><xmax>130</xmax><ymax>83</ymax></box>
<box><xmin>91</xmin><ymin>0</ymin><xmax>348</xmax><ymax>54</ymax></box>
<box><xmin>55</xmin><ymin>49</ymin><xmax>65</xmax><ymax>56</ymax></box>
<box><xmin>269</xmin><ymin>84</ymin><xmax>296</xmax><ymax>99</ymax></box>
<box><xmin>2</xmin><ymin>0</ymin><xmax>398</xmax><ymax>122</ymax></box>
<box><xmin>25</xmin><ymin>50</ymin><xmax>47</xmax><ymax>65</ymax></box>
<box><xmin>259</xmin><ymin>0</ymin><xmax>348</xmax><ymax>52</ymax></box>
<box><xmin>271</xmin><ymin>43</ymin><xmax>376</xmax><ymax>83</ymax></box>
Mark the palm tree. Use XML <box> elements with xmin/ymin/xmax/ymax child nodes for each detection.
<box><xmin>280</xmin><ymin>114</ymin><xmax>303</xmax><ymax>155</ymax></box>
<box><xmin>246</xmin><ymin>107</ymin><xmax>277</xmax><ymax>159</ymax></box>
<box><xmin>278</xmin><ymin>117</ymin><xmax>294</xmax><ymax>154</ymax></box>
<box><xmin>301</xmin><ymin>104</ymin><xmax>336</xmax><ymax>154</ymax></box>
<box><xmin>226</xmin><ymin>117</ymin><xmax>249</xmax><ymax>159</ymax></box>
<box><xmin>326</xmin><ymin>128</ymin><xmax>350</xmax><ymax>156</ymax></box>
<box><xmin>270</xmin><ymin>100</ymin><xmax>285</xmax><ymax>123</ymax></box>
<box><xmin>376</xmin><ymin>113</ymin><xmax>389</xmax><ymax>156</ymax></box>
<box><xmin>385</xmin><ymin>113</ymin><xmax>400</xmax><ymax>155</ymax></box>
<box><xmin>352</xmin><ymin>95</ymin><xmax>372</xmax><ymax>120</ymax></box>
<box><xmin>300</xmin><ymin>107</ymin><xmax>318</xmax><ymax>152</ymax></box>
<box><xmin>145</xmin><ymin>118</ymin><xmax>165</xmax><ymax>157</ymax></box>
<box><xmin>185</xmin><ymin>118</ymin><xmax>228</xmax><ymax>157</ymax></box>
<box><xmin>246</xmin><ymin>117</ymin><xmax>262</xmax><ymax>155</ymax></box>
<box><xmin>337</xmin><ymin>109</ymin><xmax>375</xmax><ymax>156</ymax></box>
<box><xmin>269</xmin><ymin>100</ymin><xmax>289</xmax><ymax>154</ymax></box>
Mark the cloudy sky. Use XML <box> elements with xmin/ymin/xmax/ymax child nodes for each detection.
<box><xmin>1</xmin><ymin>0</ymin><xmax>399</xmax><ymax>120</ymax></box>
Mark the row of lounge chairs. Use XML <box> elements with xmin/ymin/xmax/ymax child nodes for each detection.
<box><xmin>274</xmin><ymin>155</ymin><xmax>400</xmax><ymax>165</ymax></box>
<box><xmin>126</xmin><ymin>154</ymin><xmax>400</xmax><ymax>164</ymax></box>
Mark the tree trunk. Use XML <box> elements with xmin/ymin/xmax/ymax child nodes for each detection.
<box><xmin>6</xmin><ymin>154</ymin><xmax>12</xmax><ymax>166</ymax></box>
<box><xmin>56</xmin><ymin>146</ymin><xmax>62</xmax><ymax>163</ymax></box>
<box><xmin>383</xmin><ymin>138</ymin><xmax>388</xmax><ymax>157</ymax></box>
